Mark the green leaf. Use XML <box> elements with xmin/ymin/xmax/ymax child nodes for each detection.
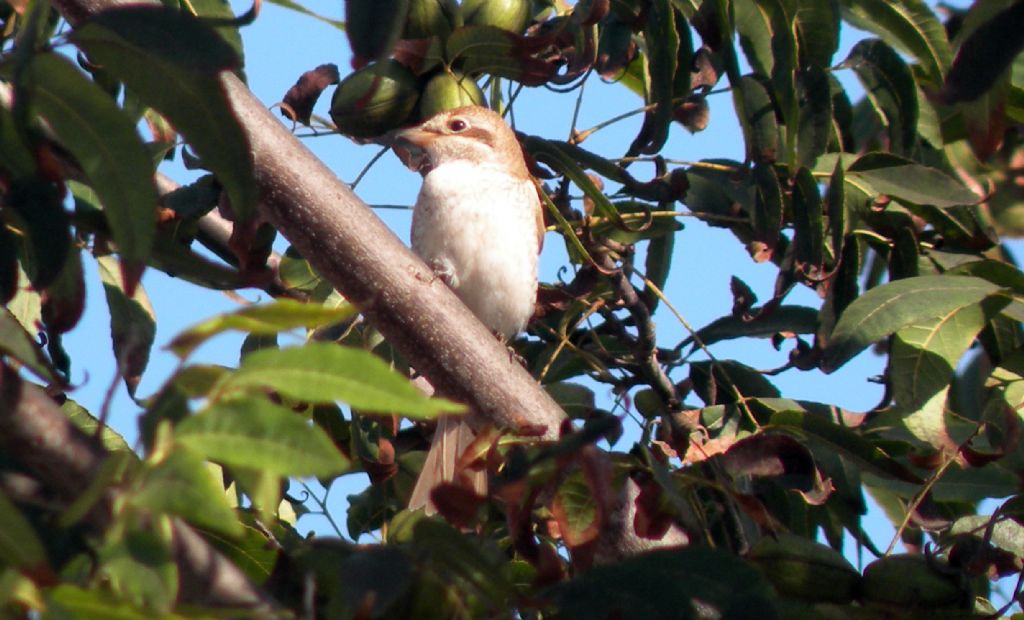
<box><xmin>520</xmin><ymin>136</ymin><xmax>624</xmax><ymax>226</ymax></box>
<box><xmin>791</xmin><ymin>166</ymin><xmax>824</xmax><ymax>271</ymax></box>
<box><xmin>628</xmin><ymin>0</ymin><xmax>677</xmax><ymax>156</ymax></box>
<box><xmin>0</xmin><ymin>308</ymin><xmax>60</xmax><ymax>383</ymax></box>
<box><xmin>553</xmin><ymin>547</ymin><xmax>777</xmax><ymax>620</ymax></box>
<box><xmin>683</xmin><ymin>306</ymin><xmax>819</xmax><ymax>350</ymax></box>
<box><xmin>62</xmin><ymin>398</ymin><xmax>134</xmax><ymax>454</ymax></box>
<box><xmin>446</xmin><ymin>25</ymin><xmax>555</xmax><ymax>86</ymax></box>
<box><xmin>412</xmin><ymin>519</ymin><xmax>512</xmax><ymax>605</ymax></box>
<box><xmin>795</xmin><ymin>0</ymin><xmax>839</xmax><ymax>68</ymax></box>
<box><xmin>751</xmin><ymin>162</ymin><xmax>783</xmax><ymax>259</ymax></box>
<box><xmin>734</xmin><ymin>1</ymin><xmax>773</xmax><ymax>78</ymax></box>
<box><xmin>762</xmin><ymin>0</ymin><xmax>798</xmax><ymax>165</ymax></box>
<box><xmin>168</xmin><ymin>299</ymin><xmax>357</xmax><ymax>358</ymax></box>
<box><xmin>219</xmin><ymin>342</ymin><xmax>464</xmax><ymax>418</ymax></box>
<box><xmin>796</xmin><ymin>66</ymin><xmax>832</xmax><ymax>168</ymax></box>
<box><xmin>70</xmin><ymin>6</ymin><xmax>257</xmax><ymax>221</ymax></box>
<box><xmin>0</xmin><ymin>226</ymin><xmax>17</xmax><ymax>306</ymax></box>
<box><xmin>129</xmin><ymin>449</ymin><xmax>243</xmax><ymax>538</ymax></box>
<box><xmin>643</xmin><ymin>229</ymin><xmax>675</xmax><ymax>312</ymax></box>
<box><xmin>766</xmin><ymin>407</ymin><xmax>922</xmax><ymax>483</ymax></box>
<box><xmin>5</xmin><ymin>175</ymin><xmax>70</xmax><ymax>291</ymax></box>
<box><xmin>822</xmin><ymin>274</ymin><xmax>1001</xmax><ymax>372</ymax></box>
<box><xmin>846</xmin><ymin>152</ymin><xmax>979</xmax><ymax>208</ymax></box>
<box><xmin>842</xmin><ymin>38</ymin><xmax>918</xmax><ymax>154</ymax></box>
<box><xmin>175</xmin><ymin>397</ymin><xmax>351</xmax><ymax>477</ymax></box>
<box><xmin>739</xmin><ymin>75</ymin><xmax>779</xmax><ymax>164</ymax></box>
<box><xmin>187</xmin><ymin>0</ymin><xmax>246</xmax><ymax>76</ymax></box>
<box><xmin>951</xmin><ymin>514</ymin><xmax>1024</xmax><ymax>559</ymax></box>
<box><xmin>97</xmin><ymin>255</ymin><xmax>155</xmax><ymax>396</ymax></box>
<box><xmin>95</xmin><ymin>525</ymin><xmax>177</xmax><ymax>613</ymax></box>
<box><xmin>40</xmin><ymin>248</ymin><xmax>85</xmax><ymax>335</ymax></box>
<box><xmin>891</xmin><ymin>298</ymin><xmax>1001</xmax><ymax>411</ymax></box>
<box><xmin>205</xmin><ymin>509</ymin><xmax>299</xmax><ymax>585</ymax></box>
<box><xmin>266</xmin><ymin>0</ymin><xmax>346</xmax><ymax>29</ymax></box>
<box><xmin>47</xmin><ymin>584</ymin><xmax>182</xmax><ymax>620</ymax></box>
<box><xmin>552</xmin><ymin>470</ymin><xmax>600</xmax><ymax>548</ymax></box>
<box><xmin>14</xmin><ymin>53</ymin><xmax>157</xmax><ymax>275</ymax></box>
<box><xmin>840</xmin><ymin>0</ymin><xmax>951</xmax><ymax>85</ymax></box>
<box><xmin>825</xmin><ymin>157</ymin><xmax>846</xmax><ymax>261</ymax></box>
<box><xmin>544</xmin><ymin>382</ymin><xmax>595</xmax><ymax>419</ymax></box>
<box><xmin>690</xmin><ymin>360</ymin><xmax>780</xmax><ymax>405</ymax></box>
<box><xmin>0</xmin><ymin>491</ymin><xmax>47</xmax><ymax>571</ymax></box>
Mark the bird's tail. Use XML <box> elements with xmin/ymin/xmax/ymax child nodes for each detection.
<box><xmin>408</xmin><ymin>415</ymin><xmax>487</xmax><ymax>515</ymax></box>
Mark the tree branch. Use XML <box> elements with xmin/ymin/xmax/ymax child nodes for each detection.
<box><xmin>51</xmin><ymin>0</ymin><xmax>567</xmax><ymax>439</ymax></box>
<box><xmin>0</xmin><ymin>370</ymin><xmax>279</xmax><ymax>612</ymax></box>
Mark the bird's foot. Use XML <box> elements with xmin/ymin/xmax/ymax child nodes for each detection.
<box><xmin>428</xmin><ymin>258</ymin><xmax>458</xmax><ymax>289</ymax></box>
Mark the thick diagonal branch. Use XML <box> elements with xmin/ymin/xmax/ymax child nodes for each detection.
<box><xmin>51</xmin><ymin>0</ymin><xmax>566</xmax><ymax>439</ymax></box>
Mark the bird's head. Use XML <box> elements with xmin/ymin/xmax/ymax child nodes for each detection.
<box><xmin>391</xmin><ymin>106</ymin><xmax>529</xmax><ymax>178</ymax></box>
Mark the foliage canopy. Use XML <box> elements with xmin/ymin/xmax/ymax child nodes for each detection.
<box><xmin>4</xmin><ymin>0</ymin><xmax>1024</xmax><ymax>617</ymax></box>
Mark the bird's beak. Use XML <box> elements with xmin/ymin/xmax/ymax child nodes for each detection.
<box><xmin>388</xmin><ymin>126</ymin><xmax>434</xmax><ymax>174</ymax></box>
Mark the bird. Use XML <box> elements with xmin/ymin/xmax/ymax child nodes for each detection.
<box><xmin>390</xmin><ymin>105</ymin><xmax>544</xmax><ymax>514</ymax></box>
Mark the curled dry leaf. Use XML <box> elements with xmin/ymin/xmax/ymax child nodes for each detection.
<box><xmin>281</xmin><ymin>63</ymin><xmax>340</xmax><ymax>126</ymax></box>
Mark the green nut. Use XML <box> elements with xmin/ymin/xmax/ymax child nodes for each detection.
<box><xmin>405</xmin><ymin>0</ymin><xmax>461</xmax><ymax>39</ymax></box>
<box><xmin>860</xmin><ymin>554</ymin><xmax>969</xmax><ymax>609</ymax></box>
<box><xmin>461</xmin><ymin>0</ymin><xmax>532</xmax><ymax>34</ymax></box>
<box><xmin>330</xmin><ymin>61</ymin><xmax>419</xmax><ymax>138</ymax></box>
<box><xmin>419</xmin><ymin>71</ymin><xmax>486</xmax><ymax>119</ymax></box>
<box><xmin>748</xmin><ymin>534</ymin><xmax>860</xmax><ymax>604</ymax></box>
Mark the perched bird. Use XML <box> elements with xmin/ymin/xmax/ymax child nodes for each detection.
<box><xmin>391</xmin><ymin>105</ymin><xmax>543</xmax><ymax>513</ymax></box>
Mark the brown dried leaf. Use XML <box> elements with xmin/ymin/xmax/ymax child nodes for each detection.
<box><xmin>281</xmin><ymin>63</ymin><xmax>340</xmax><ymax>126</ymax></box>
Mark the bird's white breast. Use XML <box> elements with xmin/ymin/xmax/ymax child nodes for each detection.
<box><xmin>411</xmin><ymin>160</ymin><xmax>540</xmax><ymax>339</ymax></box>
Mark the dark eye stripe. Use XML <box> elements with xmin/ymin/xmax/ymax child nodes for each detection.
<box><xmin>461</xmin><ymin>126</ymin><xmax>494</xmax><ymax>146</ymax></box>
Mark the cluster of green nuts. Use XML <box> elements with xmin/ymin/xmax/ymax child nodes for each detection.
<box><xmin>747</xmin><ymin>535</ymin><xmax>972</xmax><ymax>614</ymax></box>
<box><xmin>331</xmin><ymin>0</ymin><xmax>531</xmax><ymax>139</ymax></box>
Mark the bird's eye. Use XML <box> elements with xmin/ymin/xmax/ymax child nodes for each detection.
<box><xmin>448</xmin><ymin>118</ymin><xmax>468</xmax><ymax>132</ymax></box>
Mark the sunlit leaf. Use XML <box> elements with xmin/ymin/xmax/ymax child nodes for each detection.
<box><xmin>822</xmin><ymin>275</ymin><xmax>1001</xmax><ymax>372</ymax></box>
<box><xmin>168</xmin><ymin>299</ymin><xmax>357</xmax><ymax>358</ymax></box>
<box><xmin>219</xmin><ymin>343</ymin><xmax>463</xmax><ymax>418</ymax></box>
<box><xmin>47</xmin><ymin>584</ymin><xmax>181</xmax><ymax>620</ymax></box>
<box><xmin>130</xmin><ymin>448</ymin><xmax>243</xmax><ymax>538</ymax></box>
<box><xmin>176</xmin><ymin>397</ymin><xmax>351</xmax><ymax>477</ymax></box>
<box><xmin>891</xmin><ymin>298</ymin><xmax>1001</xmax><ymax>411</ymax></box>
<box><xmin>0</xmin><ymin>308</ymin><xmax>60</xmax><ymax>384</ymax></box>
